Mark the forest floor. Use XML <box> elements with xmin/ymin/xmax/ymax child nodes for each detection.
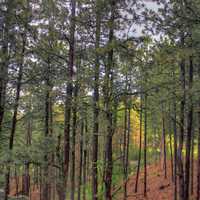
<box><xmin>117</xmin><ymin>160</ymin><xmax>197</xmax><ymax>200</ymax></box>
<box><xmin>8</xmin><ymin>160</ymin><xmax>197</xmax><ymax>200</ymax></box>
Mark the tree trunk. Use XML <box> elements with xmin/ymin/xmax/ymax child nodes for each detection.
<box><xmin>169</xmin><ymin>122</ymin><xmax>174</xmax><ymax>182</ymax></box>
<box><xmin>83</xmin><ymin>150</ymin><xmax>87</xmax><ymax>200</ymax></box>
<box><xmin>4</xmin><ymin>36</ymin><xmax>25</xmax><ymax>200</ymax></box>
<box><xmin>184</xmin><ymin>56</ymin><xmax>193</xmax><ymax>200</ymax></box>
<box><xmin>104</xmin><ymin>1</ymin><xmax>115</xmax><ymax>199</ymax></box>
<box><xmin>0</xmin><ymin>0</ymin><xmax>12</xmax><ymax>134</ymax></box>
<box><xmin>92</xmin><ymin>0</ymin><xmax>101</xmax><ymax>199</ymax></box>
<box><xmin>162</xmin><ymin>104</ymin><xmax>167</xmax><ymax>179</ymax></box>
<box><xmin>63</xmin><ymin>0</ymin><xmax>76</xmax><ymax>199</ymax></box>
<box><xmin>124</xmin><ymin>108</ymin><xmax>131</xmax><ymax>199</ymax></box>
<box><xmin>70</xmin><ymin>84</ymin><xmax>78</xmax><ymax>200</ymax></box>
<box><xmin>77</xmin><ymin>120</ymin><xmax>84</xmax><ymax>200</ymax></box>
<box><xmin>144</xmin><ymin>94</ymin><xmax>147</xmax><ymax>197</ymax></box>
<box><xmin>173</xmin><ymin>92</ymin><xmax>177</xmax><ymax>200</ymax></box>
<box><xmin>135</xmin><ymin>94</ymin><xmax>143</xmax><ymax>193</ymax></box>
<box><xmin>123</xmin><ymin>101</ymin><xmax>127</xmax><ymax>199</ymax></box>
<box><xmin>22</xmin><ymin>102</ymin><xmax>32</xmax><ymax>196</ymax></box>
<box><xmin>83</xmin><ymin>117</ymin><xmax>88</xmax><ymax>200</ymax></box>
<box><xmin>190</xmin><ymin>130</ymin><xmax>194</xmax><ymax>195</ymax></box>
<box><xmin>42</xmin><ymin>61</ymin><xmax>52</xmax><ymax>200</ymax></box>
<box><xmin>197</xmin><ymin>62</ymin><xmax>200</xmax><ymax>200</ymax></box>
<box><xmin>178</xmin><ymin>52</ymin><xmax>186</xmax><ymax>200</ymax></box>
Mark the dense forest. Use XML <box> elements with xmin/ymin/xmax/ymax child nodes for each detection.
<box><xmin>1</xmin><ymin>0</ymin><xmax>200</xmax><ymax>200</ymax></box>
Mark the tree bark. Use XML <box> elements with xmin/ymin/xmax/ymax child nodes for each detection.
<box><xmin>83</xmin><ymin>149</ymin><xmax>87</xmax><ymax>200</ymax></box>
<box><xmin>190</xmin><ymin>129</ymin><xmax>194</xmax><ymax>195</ymax></box>
<box><xmin>0</xmin><ymin>0</ymin><xmax>12</xmax><ymax>134</ymax></box>
<box><xmin>104</xmin><ymin>1</ymin><xmax>115</xmax><ymax>199</ymax></box>
<box><xmin>63</xmin><ymin>0</ymin><xmax>76</xmax><ymax>199</ymax></box>
<box><xmin>83</xmin><ymin>120</ymin><xmax>88</xmax><ymax>200</ymax></box>
<box><xmin>42</xmin><ymin>58</ymin><xmax>53</xmax><ymax>200</ymax></box>
<box><xmin>70</xmin><ymin>84</ymin><xmax>78</xmax><ymax>200</ymax></box>
<box><xmin>4</xmin><ymin>36</ymin><xmax>25</xmax><ymax>200</ymax></box>
<box><xmin>92</xmin><ymin>0</ymin><xmax>101</xmax><ymax>199</ymax></box>
<box><xmin>173</xmin><ymin>91</ymin><xmax>177</xmax><ymax>200</ymax></box>
<box><xmin>144</xmin><ymin>94</ymin><xmax>147</xmax><ymax>197</ymax></box>
<box><xmin>135</xmin><ymin>94</ymin><xmax>143</xmax><ymax>193</ymax></box>
<box><xmin>162</xmin><ymin>104</ymin><xmax>167</xmax><ymax>179</ymax></box>
<box><xmin>77</xmin><ymin>120</ymin><xmax>84</xmax><ymax>200</ymax></box>
<box><xmin>184</xmin><ymin>56</ymin><xmax>193</xmax><ymax>200</ymax></box>
<box><xmin>22</xmin><ymin>99</ymin><xmax>32</xmax><ymax>196</ymax></box>
<box><xmin>124</xmin><ymin>108</ymin><xmax>131</xmax><ymax>199</ymax></box>
<box><xmin>197</xmin><ymin>62</ymin><xmax>200</xmax><ymax>200</ymax></box>
<box><xmin>123</xmin><ymin>100</ymin><xmax>127</xmax><ymax>199</ymax></box>
<box><xmin>178</xmin><ymin>50</ymin><xmax>186</xmax><ymax>200</ymax></box>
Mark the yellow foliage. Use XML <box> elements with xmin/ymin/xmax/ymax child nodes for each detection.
<box><xmin>54</xmin><ymin>104</ymin><xmax>64</xmax><ymax>123</ymax></box>
<box><xmin>130</xmin><ymin>109</ymin><xmax>141</xmax><ymax>146</ymax></box>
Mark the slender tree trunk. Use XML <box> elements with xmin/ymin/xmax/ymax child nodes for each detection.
<box><xmin>144</xmin><ymin>94</ymin><xmax>147</xmax><ymax>197</ymax></box>
<box><xmin>23</xmin><ymin>162</ymin><xmax>30</xmax><ymax>196</ymax></box>
<box><xmin>124</xmin><ymin>108</ymin><xmax>131</xmax><ymax>199</ymax></box>
<box><xmin>190</xmin><ymin>130</ymin><xmax>194</xmax><ymax>195</ymax></box>
<box><xmin>63</xmin><ymin>1</ymin><xmax>76</xmax><ymax>199</ymax></box>
<box><xmin>2</xmin><ymin>3</ymin><xmax>13</xmax><ymax>198</ymax></box>
<box><xmin>42</xmin><ymin>61</ymin><xmax>51</xmax><ymax>200</ymax></box>
<box><xmin>40</xmin><ymin>167</ymin><xmax>42</xmax><ymax>200</ymax></box>
<box><xmin>104</xmin><ymin>124</ymin><xmax>113</xmax><ymax>200</ymax></box>
<box><xmin>104</xmin><ymin>1</ymin><xmax>115</xmax><ymax>199</ymax></box>
<box><xmin>83</xmin><ymin>148</ymin><xmax>87</xmax><ymax>200</ymax></box>
<box><xmin>56</xmin><ymin>134</ymin><xmax>63</xmax><ymax>200</ymax></box>
<box><xmin>197</xmin><ymin>81</ymin><xmax>200</xmax><ymax>200</ymax></box>
<box><xmin>169</xmin><ymin>119</ymin><xmax>174</xmax><ymax>182</ymax></box>
<box><xmin>0</xmin><ymin>0</ymin><xmax>12</xmax><ymax>134</ymax></box>
<box><xmin>162</xmin><ymin>105</ymin><xmax>167</xmax><ymax>179</ymax></box>
<box><xmin>70</xmin><ymin>84</ymin><xmax>78</xmax><ymax>200</ymax></box>
<box><xmin>135</xmin><ymin>94</ymin><xmax>143</xmax><ymax>193</ymax></box>
<box><xmin>49</xmin><ymin>94</ymin><xmax>55</xmax><ymax>200</ymax></box>
<box><xmin>4</xmin><ymin>36</ymin><xmax>25</xmax><ymax>200</ymax></box>
<box><xmin>77</xmin><ymin>120</ymin><xmax>84</xmax><ymax>200</ymax></box>
<box><xmin>168</xmin><ymin>103</ymin><xmax>174</xmax><ymax>181</ymax></box>
<box><xmin>178</xmin><ymin>54</ymin><xmax>186</xmax><ymax>200</ymax></box>
<box><xmin>184</xmin><ymin>56</ymin><xmax>193</xmax><ymax>200</ymax></box>
<box><xmin>14</xmin><ymin>166</ymin><xmax>19</xmax><ymax>196</ymax></box>
<box><xmin>22</xmin><ymin>104</ymin><xmax>32</xmax><ymax>196</ymax></box>
<box><xmin>83</xmin><ymin>118</ymin><xmax>88</xmax><ymax>200</ymax></box>
<box><xmin>173</xmin><ymin>92</ymin><xmax>177</xmax><ymax>200</ymax></box>
<box><xmin>123</xmin><ymin>101</ymin><xmax>127</xmax><ymax>199</ymax></box>
<box><xmin>92</xmin><ymin>1</ymin><xmax>101</xmax><ymax>199</ymax></box>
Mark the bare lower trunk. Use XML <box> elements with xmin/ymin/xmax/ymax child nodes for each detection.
<box><xmin>144</xmin><ymin>94</ymin><xmax>147</xmax><ymax>197</ymax></box>
<box><xmin>162</xmin><ymin>105</ymin><xmax>167</xmax><ymax>179</ymax></box>
<box><xmin>173</xmin><ymin>94</ymin><xmax>177</xmax><ymax>200</ymax></box>
<box><xmin>70</xmin><ymin>84</ymin><xmax>78</xmax><ymax>200</ymax></box>
<box><xmin>184</xmin><ymin>56</ymin><xmax>193</xmax><ymax>200</ymax></box>
<box><xmin>104</xmin><ymin>1</ymin><xmax>115</xmax><ymax>199</ymax></box>
<box><xmin>124</xmin><ymin>108</ymin><xmax>131</xmax><ymax>199</ymax></box>
<box><xmin>92</xmin><ymin>1</ymin><xmax>101</xmax><ymax>199</ymax></box>
<box><xmin>135</xmin><ymin>95</ymin><xmax>143</xmax><ymax>193</ymax></box>
<box><xmin>4</xmin><ymin>36</ymin><xmax>25</xmax><ymax>200</ymax></box>
<box><xmin>197</xmin><ymin>100</ymin><xmax>200</xmax><ymax>200</ymax></box>
<box><xmin>178</xmin><ymin>55</ymin><xmax>185</xmax><ymax>200</ymax></box>
<box><xmin>63</xmin><ymin>1</ymin><xmax>76</xmax><ymax>199</ymax></box>
<box><xmin>77</xmin><ymin>120</ymin><xmax>84</xmax><ymax>200</ymax></box>
<box><xmin>123</xmin><ymin>102</ymin><xmax>127</xmax><ymax>199</ymax></box>
<box><xmin>190</xmin><ymin>131</ymin><xmax>194</xmax><ymax>195</ymax></box>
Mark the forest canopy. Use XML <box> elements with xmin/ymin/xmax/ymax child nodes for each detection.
<box><xmin>0</xmin><ymin>0</ymin><xmax>200</xmax><ymax>200</ymax></box>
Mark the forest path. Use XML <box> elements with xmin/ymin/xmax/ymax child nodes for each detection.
<box><xmin>117</xmin><ymin>161</ymin><xmax>197</xmax><ymax>200</ymax></box>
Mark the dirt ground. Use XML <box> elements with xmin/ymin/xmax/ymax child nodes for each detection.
<box><xmin>9</xmin><ymin>161</ymin><xmax>197</xmax><ymax>200</ymax></box>
<box><xmin>117</xmin><ymin>161</ymin><xmax>197</xmax><ymax>200</ymax></box>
